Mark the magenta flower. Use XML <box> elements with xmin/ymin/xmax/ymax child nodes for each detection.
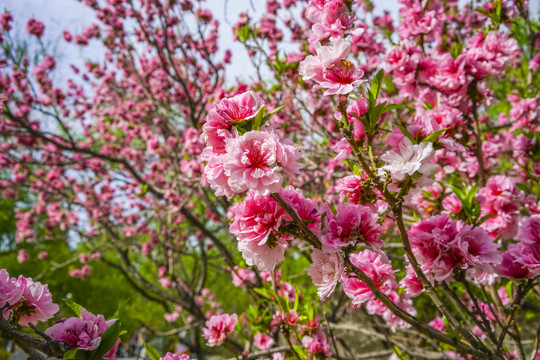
<box><xmin>453</xmin><ymin>225</ymin><xmax>501</xmax><ymax>271</ymax></box>
<box><xmin>279</xmin><ymin>187</ymin><xmax>321</xmax><ymax>231</ymax></box>
<box><xmin>307</xmin><ymin>249</ymin><xmax>344</xmax><ymax>300</ymax></box>
<box><xmin>408</xmin><ymin>215</ymin><xmax>462</xmax><ymax>282</ymax></box>
<box><xmin>221</xmin><ymin>130</ymin><xmax>303</xmax><ymax>196</ymax></box>
<box><xmin>26</xmin><ymin>19</ymin><xmax>44</xmax><ymax>38</ymax></box>
<box><xmin>299</xmin><ymin>38</ymin><xmax>364</xmax><ymax>95</ymax></box>
<box><xmin>45</xmin><ymin>309</ymin><xmax>117</xmax><ymax>351</ymax></box>
<box><xmin>321</xmin><ymin>203</ymin><xmax>384</xmax><ymax>251</ymax></box>
<box><xmin>518</xmin><ymin>215</ymin><xmax>540</xmax><ymax>245</ymax></box>
<box><xmin>342</xmin><ymin>249</ymin><xmax>395</xmax><ymax>305</ymax></box>
<box><xmin>202</xmin><ymin>313</ymin><xmax>238</xmax><ymax>347</ymax></box>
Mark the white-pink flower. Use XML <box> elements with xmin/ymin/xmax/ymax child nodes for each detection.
<box><xmin>299</xmin><ymin>38</ymin><xmax>364</xmax><ymax>95</ymax></box>
<box><xmin>221</xmin><ymin>130</ymin><xmax>303</xmax><ymax>196</ymax></box>
<box><xmin>202</xmin><ymin>313</ymin><xmax>238</xmax><ymax>347</ymax></box>
<box><xmin>380</xmin><ymin>138</ymin><xmax>438</xmax><ymax>181</ymax></box>
<box><xmin>253</xmin><ymin>332</ymin><xmax>275</xmax><ymax>350</ymax></box>
<box><xmin>307</xmin><ymin>249</ymin><xmax>344</xmax><ymax>300</ymax></box>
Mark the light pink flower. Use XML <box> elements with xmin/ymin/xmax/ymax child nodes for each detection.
<box><xmin>3</xmin><ymin>276</ymin><xmax>59</xmax><ymax>326</ymax></box>
<box><xmin>221</xmin><ymin>131</ymin><xmax>303</xmax><ymax>196</ymax></box>
<box><xmin>321</xmin><ymin>203</ymin><xmax>384</xmax><ymax>251</ymax></box>
<box><xmin>400</xmin><ymin>264</ymin><xmax>423</xmax><ymax>297</ymax></box>
<box><xmin>202</xmin><ymin>313</ymin><xmax>238</xmax><ymax>347</ymax></box>
<box><xmin>342</xmin><ymin>249</ymin><xmax>395</xmax><ymax>305</ymax></box>
<box><xmin>45</xmin><ymin>309</ymin><xmax>118</xmax><ymax>351</ymax></box>
<box><xmin>380</xmin><ymin>138</ymin><xmax>438</xmax><ymax>181</ymax></box>
<box><xmin>231</xmin><ymin>267</ymin><xmax>256</xmax><ymax>287</ymax></box>
<box><xmin>0</xmin><ymin>269</ymin><xmax>24</xmax><ymax>308</ymax></box>
<box><xmin>279</xmin><ymin>187</ymin><xmax>321</xmax><ymax>231</ymax></box>
<box><xmin>253</xmin><ymin>332</ymin><xmax>275</xmax><ymax>350</ymax></box>
<box><xmin>306</xmin><ymin>0</ymin><xmax>356</xmax><ymax>42</ymax></box>
<box><xmin>164</xmin><ymin>311</ymin><xmax>179</xmax><ymax>322</ymax></box>
<box><xmin>299</xmin><ymin>38</ymin><xmax>364</xmax><ymax>95</ymax></box>
<box><xmin>17</xmin><ymin>249</ymin><xmax>29</xmax><ymax>263</ymax></box>
<box><xmin>307</xmin><ymin>249</ymin><xmax>344</xmax><ymax>300</ymax></box>
<box><xmin>477</xmin><ymin>176</ymin><xmax>520</xmax><ymax>238</ymax></box>
<box><xmin>237</xmin><ymin>240</ymin><xmax>288</xmax><ymax>272</ymax></box>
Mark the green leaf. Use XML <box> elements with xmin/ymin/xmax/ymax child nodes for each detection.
<box><xmin>251</xmin><ymin>104</ymin><xmax>267</xmax><ymax>131</ymax></box>
<box><xmin>320</xmin><ymin>212</ymin><xmax>327</xmax><ymax>231</ymax></box>
<box><xmin>111</xmin><ymin>298</ymin><xmax>130</xmax><ymax>319</ymax></box>
<box><xmin>144</xmin><ymin>344</ymin><xmax>161</xmax><ymax>360</ymax></box>
<box><xmin>63</xmin><ymin>298</ymin><xmax>84</xmax><ymax>317</ymax></box>
<box><xmin>505</xmin><ymin>281</ymin><xmax>515</xmax><ymax>301</ymax></box>
<box><xmin>383</xmin><ymin>103</ymin><xmax>403</xmax><ymax>113</ymax></box>
<box><xmin>264</xmin><ymin>105</ymin><xmax>285</xmax><ymax>119</ymax></box>
<box><xmin>89</xmin><ymin>320</ymin><xmax>121</xmax><ymax>360</ymax></box>
<box><xmin>63</xmin><ymin>349</ymin><xmax>78</xmax><ymax>360</ymax></box>
<box><xmin>395</xmin><ymin>124</ymin><xmax>416</xmax><ymax>144</ymax></box>
<box><xmin>370</xmin><ymin>69</ymin><xmax>384</xmax><ymax>101</ymax></box>
<box><xmin>370</xmin><ymin>102</ymin><xmax>387</xmax><ymax>129</ymax></box>
<box><xmin>477</xmin><ymin>214</ymin><xmax>496</xmax><ymax>225</ymax></box>
<box><xmin>516</xmin><ymin>183</ymin><xmax>530</xmax><ymax>194</ymax></box>
<box><xmin>423</xmin><ymin>128</ymin><xmax>449</xmax><ymax>143</ymax></box>
<box><xmin>236</xmin><ymin>24</ymin><xmax>251</xmax><ymax>43</ymax></box>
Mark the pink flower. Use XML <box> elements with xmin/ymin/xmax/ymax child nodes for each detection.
<box><xmin>453</xmin><ymin>225</ymin><xmax>501</xmax><ymax>270</ymax></box>
<box><xmin>253</xmin><ymin>332</ymin><xmax>275</xmax><ymax>350</ymax></box>
<box><xmin>202</xmin><ymin>313</ymin><xmax>238</xmax><ymax>347</ymax></box>
<box><xmin>236</xmin><ymin>240</ymin><xmax>288</xmax><ymax>272</ymax></box>
<box><xmin>0</xmin><ymin>269</ymin><xmax>24</xmax><ymax>308</ymax></box>
<box><xmin>342</xmin><ymin>249</ymin><xmax>395</xmax><ymax>305</ymax></box>
<box><xmin>160</xmin><ymin>353</ymin><xmax>193</xmax><ymax>360</ymax></box>
<box><xmin>164</xmin><ymin>311</ymin><xmax>179</xmax><ymax>322</ymax></box>
<box><xmin>202</xmin><ymin>91</ymin><xmax>264</xmax><ymax>153</ymax></box>
<box><xmin>518</xmin><ymin>215</ymin><xmax>540</xmax><ymax>245</ymax></box>
<box><xmin>299</xmin><ymin>38</ymin><xmax>364</xmax><ymax>95</ymax></box>
<box><xmin>45</xmin><ymin>309</ymin><xmax>118</xmax><ymax>351</ymax></box>
<box><xmin>229</xmin><ymin>191</ymin><xmax>290</xmax><ymax>245</ymax></box>
<box><xmin>307</xmin><ymin>249</ymin><xmax>344</xmax><ymax>300</ymax></box>
<box><xmin>17</xmin><ymin>249</ymin><xmax>29</xmax><ymax>263</ymax></box>
<box><xmin>408</xmin><ymin>215</ymin><xmax>462</xmax><ymax>282</ymax></box>
<box><xmin>221</xmin><ymin>130</ymin><xmax>303</xmax><ymax>196</ymax></box>
<box><xmin>38</xmin><ymin>251</ymin><xmax>48</xmax><ymax>260</ymax></box>
<box><xmin>321</xmin><ymin>203</ymin><xmax>384</xmax><ymax>251</ymax></box>
<box><xmin>400</xmin><ymin>265</ymin><xmax>423</xmax><ymax>297</ymax></box>
<box><xmin>279</xmin><ymin>187</ymin><xmax>321</xmax><ymax>231</ymax></box>
<box><xmin>305</xmin><ymin>0</ymin><xmax>356</xmax><ymax>42</ymax></box>
<box><xmin>336</xmin><ymin>175</ymin><xmax>365</xmax><ymax>204</ymax></box>
<box><xmin>26</xmin><ymin>19</ymin><xmax>44</xmax><ymax>38</ymax></box>
<box><xmin>301</xmin><ymin>330</ymin><xmax>331</xmax><ymax>358</ymax></box>
<box><xmin>477</xmin><ymin>176</ymin><xmax>520</xmax><ymax>238</ymax></box>
<box><xmin>3</xmin><ymin>276</ymin><xmax>59</xmax><ymax>326</ymax></box>
<box><xmin>231</xmin><ymin>267</ymin><xmax>257</xmax><ymax>287</ymax></box>
<box><xmin>380</xmin><ymin>138</ymin><xmax>438</xmax><ymax>181</ymax></box>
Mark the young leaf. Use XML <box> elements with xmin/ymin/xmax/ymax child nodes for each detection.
<box><xmin>63</xmin><ymin>349</ymin><xmax>78</xmax><ymax>360</ymax></box>
<box><xmin>423</xmin><ymin>128</ymin><xmax>449</xmax><ymax>143</ymax></box>
<box><xmin>145</xmin><ymin>344</ymin><xmax>161</xmax><ymax>360</ymax></box>
<box><xmin>477</xmin><ymin>214</ymin><xmax>496</xmax><ymax>225</ymax></box>
<box><xmin>89</xmin><ymin>320</ymin><xmax>121</xmax><ymax>360</ymax></box>
<box><xmin>395</xmin><ymin>124</ymin><xmax>416</xmax><ymax>144</ymax></box>
<box><xmin>63</xmin><ymin>298</ymin><xmax>84</xmax><ymax>317</ymax></box>
<box><xmin>370</xmin><ymin>69</ymin><xmax>384</xmax><ymax>101</ymax></box>
<box><xmin>251</xmin><ymin>104</ymin><xmax>267</xmax><ymax>131</ymax></box>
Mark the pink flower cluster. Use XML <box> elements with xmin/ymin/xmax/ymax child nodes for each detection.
<box><xmin>305</xmin><ymin>0</ymin><xmax>357</xmax><ymax>42</ymax></box>
<box><xmin>45</xmin><ymin>309</ymin><xmax>120</xmax><ymax>358</ymax></box>
<box><xmin>408</xmin><ymin>215</ymin><xmax>502</xmax><ymax>283</ymax></box>
<box><xmin>321</xmin><ymin>203</ymin><xmax>384</xmax><ymax>251</ymax></box>
<box><xmin>499</xmin><ymin>215</ymin><xmax>540</xmax><ymax>279</ymax></box>
<box><xmin>229</xmin><ymin>191</ymin><xmax>291</xmax><ymax>271</ymax></box>
<box><xmin>202</xmin><ymin>313</ymin><xmax>238</xmax><ymax>347</ymax></box>
<box><xmin>299</xmin><ymin>38</ymin><xmax>364</xmax><ymax>95</ymax></box>
<box><xmin>1</xmin><ymin>269</ymin><xmax>59</xmax><ymax>326</ymax></box>
<box><xmin>202</xmin><ymin>92</ymin><xmax>303</xmax><ymax>198</ymax></box>
<box><xmin>342</xmin><ymin>250</ymin><xmax>415</xmax><ymax>330</ymax></box>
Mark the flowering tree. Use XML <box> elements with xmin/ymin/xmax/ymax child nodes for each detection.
<box><xmin>1</xmin><ymin>0</ymin><xmax>540</xmax><ymax>359</ymax></box>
